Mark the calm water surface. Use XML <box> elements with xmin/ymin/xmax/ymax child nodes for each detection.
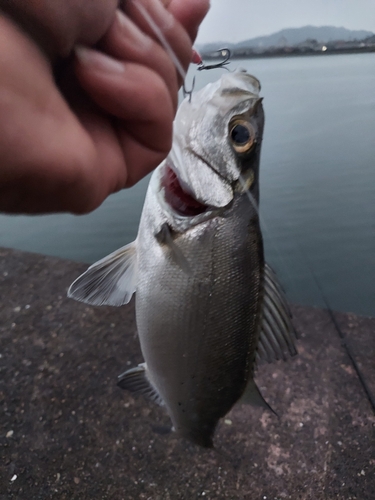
<box><xmin>1</xmin><ymin>54</ymin><xmax>374</xmax><ymax>316</ymax></box>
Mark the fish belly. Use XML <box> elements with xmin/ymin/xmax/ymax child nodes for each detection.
<box><xmin>135</xmin><ymin>196</ymin><xmax>263</xmax><ymax>446</ymax></box>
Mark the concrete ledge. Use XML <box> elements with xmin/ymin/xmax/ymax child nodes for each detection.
<box><xmin>0</xmin><ymin>247</ymin><xmax>374</xmax><ymax>499</ymax></box>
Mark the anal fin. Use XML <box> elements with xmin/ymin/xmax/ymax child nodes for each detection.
<box><xmin>117</xmin><ymin>363</ymin><xmax>164</xmax><ymax>406</ymax></box>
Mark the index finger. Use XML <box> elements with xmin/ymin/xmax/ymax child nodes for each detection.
<box><xmin>167</xmin><ymin>0</ymin><xmax>210</xmax><ymax>42</ymax></box>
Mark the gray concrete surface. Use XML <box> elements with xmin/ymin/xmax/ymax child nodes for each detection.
<box><xmin>0</xmin><ymin>247</ymin><xmax>374</xmax><ymax>499</ymax></box>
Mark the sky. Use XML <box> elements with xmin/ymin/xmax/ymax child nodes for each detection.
<box><xmin>196</xmin><ymin>0</ymin><xmax>375</xmax><ymax>43</ymax></box>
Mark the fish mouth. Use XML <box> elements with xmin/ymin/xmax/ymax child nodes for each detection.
<box><xmin>161</xmin><ymin>164</ymin><xmax>209</xmax><ymax>217</ymax></box>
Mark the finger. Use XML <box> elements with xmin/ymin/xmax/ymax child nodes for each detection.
<box><xmin>168</xmin><ymin>0</ymin><xmax>210</xmax><ymax>43</ymax></box>
<box><xmin>1</xmin><ymin>0</ymin><xmax>118</xmax><ymax>58</ymax></box>
<box><xmin>118</xmin><ymin>131</ymin><xmax>168</xmax><ymax>188</ymax></box>
<box><xmin>123</xmin><ymin>0</ymin><xmax>192</xmax><ymax>84</ymax></box>
<box><xmin>0</xmin><ymin>16</ymin><xmax>95</xmax><ymax>214</ymax></box>
<box><xmin>100</xmin><ymin>10</ymin><xmax>179</xmax><ymax>111</ymax></box>
<box><xmin>74</xmin><ymin>46</ymin><xmax>174</xmax><ymax>153</ymax></box>
<box><xmin>74</xmin><ymin>81</ymin><xmax>169</xmax><ymax>191</ymax></box>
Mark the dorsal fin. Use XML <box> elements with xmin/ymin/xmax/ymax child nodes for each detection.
<box><xmin>256</xmin><ymin>264</ymin><xmax>298</xmax><ymax>366</ymax></box>
<box><xmin>67</xmin><ymin>241</ymin><xmax>138</xmax><ymax>306</ymax></box>
<box><xmin>117</xmin><ymin>363</ymin><xmax>164</xmax><ymax>406</ymax></box>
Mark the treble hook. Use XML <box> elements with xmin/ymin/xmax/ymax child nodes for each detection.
<box><xmin>182</xmin><ymin>76</ymin><xmax>196</xmax><ymax>103</ymax></box>
<box><xmin>198</xmin><ymin>48</ymin><xmax>231</xmax><ymax>71</ymax></box>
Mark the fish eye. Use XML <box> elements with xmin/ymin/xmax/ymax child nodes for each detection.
<box><xmin>229</xmin><ymin>120</ymin><xmax>255</xmax><ymax>153</ymax></box>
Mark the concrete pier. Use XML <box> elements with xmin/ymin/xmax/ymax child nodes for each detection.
<box><xmin>0</xmin><ymin>247</ymin><xmax>374</xmax><ymax>499</ymax></box>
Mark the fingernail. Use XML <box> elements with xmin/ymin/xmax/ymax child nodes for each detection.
<box><xmin>116</xmin><ymin>10</ymin><xmax>152</xmax><ymax>51</ymax></box>
<box><xmin>75</xmin><ymin>46</ymin><xmax>124</xmax><ymax>73</ymax></box>
<box><xmin>192</xmin><ymin>48</ymin><xmax>202</xmax><ymax>64</ymax></box>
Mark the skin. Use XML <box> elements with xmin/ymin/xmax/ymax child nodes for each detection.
<box><xmin>0</xmin><ymin>0</ymin><xmax>210</xmax><ymax>214</ymax></box>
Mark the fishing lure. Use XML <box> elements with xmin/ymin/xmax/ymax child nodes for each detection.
<box><xmin>183</xmin><ymin>48</ymin><xmax>232</xmax><ymax>102</ymax></box>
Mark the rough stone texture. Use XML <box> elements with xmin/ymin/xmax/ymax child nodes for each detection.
<box><xmin>0</xmin><ymin>247</ymin><xmax>374</xmax><ymax>500</ymax></box>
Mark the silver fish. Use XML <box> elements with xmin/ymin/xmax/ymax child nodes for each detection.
<box><xmin>68</xmin><ymin>70</ymin><xmax>297</xmax><ymax>448</ymax></box>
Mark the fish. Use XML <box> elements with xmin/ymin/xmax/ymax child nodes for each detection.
<box><xmin>68</xmin><ymin>70</ymin><xmax>297</xmax><ymax>448</ymax></box>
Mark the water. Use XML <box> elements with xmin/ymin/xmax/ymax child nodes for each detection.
<box><xmin>0</xmin><ymin>54</ymin><xmax>374</xmax><ymax>316</ymax></box>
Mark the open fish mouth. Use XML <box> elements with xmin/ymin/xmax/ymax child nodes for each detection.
<box><xmin>161</xmin><ymin>163</ymin><xmax>210</xmax><ymax>217</ymax></box>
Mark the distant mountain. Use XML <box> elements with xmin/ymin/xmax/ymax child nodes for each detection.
<box><xmin>198</xmin><ymin>26</ymin><xmax>374</xmax><ymax>52</ymax></box>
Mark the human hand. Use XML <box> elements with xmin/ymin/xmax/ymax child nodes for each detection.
<box><xmin>0</xmin><ymin>0</ymin><xmax>210</xmax><ymax>214</ymax></box>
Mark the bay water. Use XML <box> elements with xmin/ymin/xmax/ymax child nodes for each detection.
<box><xmin>1</xmin><ymin>54</ymin><xmax>374</xmax><ymax>316</ymax></box>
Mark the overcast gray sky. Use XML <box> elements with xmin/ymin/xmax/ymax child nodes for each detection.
<box><xmin>196</xmin><ymin>0</ymin><xmax>375</xmax><ymax>43</ymax></box>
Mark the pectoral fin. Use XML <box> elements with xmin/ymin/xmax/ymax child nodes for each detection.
<box><xmin>67</xmin><ymin>242</ymin><xmax>137</xmax><ymax>306</ymax></box>
<box><xmin>155</xmin><ymin>223</ymin><xmax>192</xmax><ymax>275</ymax></box>
<box><xmin>117</xmin><ymin>363</ymin><xmax>164</xmax><ymax>406</ymax></box>
<box><xmin>256</xmin><ymin>264</ymin><xmax>298</xmax><ymax>366</ymax></box>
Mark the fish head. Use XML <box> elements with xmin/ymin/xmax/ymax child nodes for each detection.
<box><xmin>159</xmin><ymin>70</ymin><xmax>264</xmax><ymax>221</ymax></box>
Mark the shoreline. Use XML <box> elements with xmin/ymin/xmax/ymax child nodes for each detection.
<box><xmin>201</xmin><ymin>47</ymin><xmax>375</xmax><ymax>61</ymax></box>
